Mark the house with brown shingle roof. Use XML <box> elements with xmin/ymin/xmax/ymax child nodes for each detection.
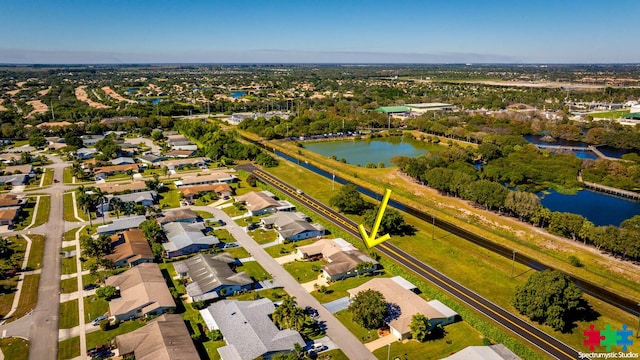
<box><xmin>96</xmin><ymin>181</ymin><xmax>147</xmax><ymax>194</ymax></box>
<box><xmin>0</xmin><ymin>208</ymin><xmax>19</xmax><ymax>226</ymax></box>
<box><xmin>92</xmin><ymin>163</ymin><xmax>139</xmax><ymax>180</ymax></box>
<box><xmin>157</xmin><ymin>157</ymin><xmax>208</xmax><ymax>171</ymax></box>
<box><xmin>0</xmin><ymin>194</ymin><xmax>23</xmax><ymax>209</ymax></box>
<box><xmin>2</xmin><ymin>164</ymin><xmax>34</xmax><ymax>177</ymax></box>
<box><xmin>105</xmin><ymin>229</ymin><xmax>154</xmax><ymax>268</ymax></box>
<box><xmin>105</xmin><ymin>263</ymin><xmax>176</xmax><ymax>321</ymax></box>
<box><xmin>115</xmin><ymin>314</ymin><xmax>199</xmax><ymax>360</ymax></box>
<box><xmin>348</xmin><ymin>277</ymin><xmax>458</xmax><ymax>340</ymax></box>
<box><xmin>179</xmin><ymin>183</ymin><xmax>232</xmax><ymax>203</ymax></box>
<box><xmin>173</xmin><ymin>171</ymin><xmax>237</xmax><ymax>187</ymax></box>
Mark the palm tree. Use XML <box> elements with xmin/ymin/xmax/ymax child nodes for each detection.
<box><xmin>110</xmin><ymin>197</ymin><xmax>123</xmax><ymax>219</ymax></box>
<box><xmin>76</xmin><ymin>187</ymin><xmax>94</xmax><ymax>226</ymax></box>
<box><xmin>90</xmin><ymin>187</ymin><xmax>108</xmax><ymax>224</ymax></box>
<box><xmin>122</xmin><ymin>201</ymin><xmax>136</xmax><ymax>216</ymax></box>
<box><xmin>409</xmin><ymin>314</ymin><xmax>432</xmax><ymax>342</ymax></box>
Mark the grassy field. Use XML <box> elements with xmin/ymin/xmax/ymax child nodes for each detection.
<box><xmin>235</xmin><ymin>260</ymin><xmax>270</xmax><ymax>281</ymax></box>
<box><xmin>60</xmin><ymin>278</ymin><xmax>78</xmax><ymax>294</ymax></box>
<box><xmin>589</xmin><ymin>109</ymin><xmax>630</xmax><ymax>119</ymax></box>
<box><xmin>59</xmin><ymin>299</ymin><xmax>79</xmax><ymax>329</ymax></box>
<box><xmin>224</xmin><ymin>247</ymin><xmax>251</xmax><ymax>259</ymax></box>
<box><xmin>42</xmin><ymin>168</ymin><xmax>54</xmax><ymax>187</ymax></box>
<box><xmin>264</xmin><ymin>238</ymin><xmax>314</xmax><ymax>258</ymax></box>
<box><xmin>283</xmin><ymin>260</ymin><xmax>323</xmax><ymax>283</ymax></box>
<box><xmin>247</xmin><ymin>228</ymin><xmax>278</xmax><ymax>245</ymax></box>
<box><xmin>25</xmin><ymin>234</ymin><xmax>45</xmax><ymax>270</ymax></box>
<box><xmin>85</xmin><ymin>319</ymin><xmax>146</xmax><ymax>349</ymax></box>
<box><xmin>159</xmin><ymin>189</ymin><xmax>181</xmax><ymax>209</ymax></box>
<box><xmin>9</xmin><ymin>274</ymin><xmax>40</xmax><ymax>322</ymax></box>
<box><xmin>62</xmin><ymin>167</ymin><xmax>73</xmax><ymax>184</ymax></box>
<box><xmin>371</xmin><ymin>322</ymin><xmax>486</xmax><ymax>360</ymax></box>
<box><xmin>58</xmin><ymin>337</ymin><xmax>80</xmax><ymax>360</ymax></box>
<box><xmin>193</xmin><ymin>210</ymin><xmax>213</xmax><ymax>219</ymax></box>
<box><xmin>222</xmin><ymin>205</ymin><xmax>246</xmax><ymax>217</ymax></box>
<box><xmin>0</xmin><ymin>337</ymin><xmax>29</xmax><ymax>360</ymax></box>
<box><xmin>61</xmin><ymin>256</ymin><xmax>77</xmax><ymax>275</ymax></box>
<box><xmin>31</xmin><ymin>195</ymin><xmax>50</xmax><ymax>227</ymax></box>
<box><xmin>83</xmin><ymin>295</ymin><xmax>109</xmax><ymax>323</ymax></box>
<box><xmin>62</xmin><ymin>192</ymin><xmax>87</xmax><ymax>221</ymax></box>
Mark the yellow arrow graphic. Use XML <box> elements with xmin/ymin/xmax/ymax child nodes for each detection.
<box><xmin>359</xmin><ymin>189</ymin><xmax>392</xmax><ymax>249</ymax></box>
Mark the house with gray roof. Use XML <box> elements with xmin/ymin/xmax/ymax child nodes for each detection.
<box><xmin>115</xmin><ymin>314</ymin><xmax>199</xmax><ymax>360</ymax></box>
<box><xmin>173</xmin><ymin>253</ymin><xmax>253</xmax><ymax>301</ymax></box>
<box><xmin>138</xmin><ymin>154</ymin><xmax>165</xmax><ymax>165</ymax></box>
<box><xmin>162</xmin><ymin>222</ymin><xmax>218</xmax><ymax>258</ymax></box>
<box><xmin>443</xmin><ymin>344</ymin><xmax>521</xmax><ymax>360</ymax></box>
<box><xmin>261</xmin><ymin>212</ymin><xmax>325</xmax><ymax>242</ymax></box>
<box><xmin>81</xmin><ymin>134</ymin><xmax>105</xmax><ymax>146</ymax></box>
<box><xmin>111</xmin><ymin>157</ymin><xmax>135</xmax><ymax>165</ymax></box>
<box><xmin>99</xmin><ymin>191</ymin><xmax>156</xmax><ymax>212</ymax></box>
<box><xmin>200</xmin><ymin>298</ymin><xmax>305</xmax><ymax>360</ymax></box>
<box><xmin>0</xmin><ymin>174</ymin><xmax>28</xmax><ymax>187</ymax></box>
<box><xmin>157</xmin><ymin>208</ymin><xmax>199</xmax><ymax>225</ymax></box>
<box><xmin>96</xmin><ymin>215</ymin><xmax>146</xmax><ymax>235</ymax></box>
<box><xmin>76</xmin><ymin>147</ymin><xmax>98</xmax><ymax>160</ymax></box>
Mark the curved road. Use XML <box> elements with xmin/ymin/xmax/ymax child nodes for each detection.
<box><xmin>239</xmin><ymin>164</ymin><xmax>580</xmax><ymax>360</ymax></box>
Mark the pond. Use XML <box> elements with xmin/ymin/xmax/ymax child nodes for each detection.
<box><xmin>524</xmin><ymin>135</ymin><xmax>633</xmax><ymax>159</ymax></box>
<box><xmin>539</xmin><ymin>189</ymin><xmax>640</xmax><ymax>226</ymax></box>
<box><xmin>230</xmin><ymin>91</ymin><xmax>246</xmax><ymax>99</ymax></box>
<box><xmin>303</xmin><ymin>137</ymin><xmax>442</xmax><ymax>167</ymax></box>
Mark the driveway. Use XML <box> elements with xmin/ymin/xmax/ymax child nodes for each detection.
<box><xmin>212</xmin><ymin>208</ymin><xmax>376</xmax><ymax>360</ymax></box>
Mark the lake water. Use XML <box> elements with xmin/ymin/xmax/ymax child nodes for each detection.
<box><xmin>231</xmin><ymin>91</ymin><xmax>246</xmax><ymax>98</ymax></box>
<box><xmin>524</xmin><ymin>135</ymin><xmax>633</xmax><ymax>159</ymax></box>
<box><xmin>303</xmin><ymin>137</ymin><xmax>440</xmax><ymax>167</ymax></box>
<box><xmin>539</xmin><ymin>190</ymin><xmax>640</xmax><ymax>226</ymax></box>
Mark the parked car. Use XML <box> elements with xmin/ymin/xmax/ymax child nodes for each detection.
<box><xmin>83</xmin><ymin>284</ymin><xmax>97</xmax><ymax>291</ymax></box>
<box><xmin>92</xmin><ymin>315</ymin><xmax>108</xmax><ymax>326</ymax></box>
<box><xmin>247</xmin><ymin>223</ymin><xmax>259</xmax><ymax>230</ymax></box>
<box><xmin>223</xmin><ymin>243</ymin><xmax>239</xmax><ymax>249</ymax></box>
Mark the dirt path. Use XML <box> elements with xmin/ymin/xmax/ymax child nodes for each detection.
<box><xmin>101</xmin><ymin>86</ymin><xmax>135</xmax><ymax>103</ymax></box>
<box><xmin>26</xmin><ymin>100</ymin><xmax>48</xmax><ymax>117</ymax></box>
<box><xmin>38</xmin><ymin>86</ymin><xmax>51</xmax><ymax>96</ymax></box>
<box><xmin>75</xmin><ymin>86</ymin><xmax>110</xmax><ymax>109</ymax></box>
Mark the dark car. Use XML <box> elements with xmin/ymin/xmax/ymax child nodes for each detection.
<box><xmin>83</xmin><ymin>284</ymin><xmax>97</xmax><ymax>291</ymax></box>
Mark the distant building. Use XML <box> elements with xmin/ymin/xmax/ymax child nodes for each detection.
<box><xmin>35</xmin><ymin>121</ymin><xmax>74</xmax><ymax>130</ymax></box>
<box><xmin>100</xmin><ymin>116</ymin><xmax>141</xmax><ymax>126</ymax></box>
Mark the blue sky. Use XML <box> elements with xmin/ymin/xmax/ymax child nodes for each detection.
<box><xmin>0</xmin><ymin>0</ymin><xmax>638</xmax><ymax>64</ymax></box>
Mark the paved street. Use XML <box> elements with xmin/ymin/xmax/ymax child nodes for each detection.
<box><xmin>212</xmin><ymin>208</ymin><xmax>376</xmax><ymax>360</ymax></box>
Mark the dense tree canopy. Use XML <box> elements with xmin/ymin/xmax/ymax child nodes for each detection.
<box><xmin>329</xmin><ymin>183</ymin><xmax>369</xmax><ymax>214</ymax></box>
<box><xmin>513</xmin><ymin>270</ymin><xmax>583</xmax><ymax>331</ymax></box>
<box><xmin>348</xmin><ymin>289</ymin><xmax>388</xmax><ymax>330</ymax></box>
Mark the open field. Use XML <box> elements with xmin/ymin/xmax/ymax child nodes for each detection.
<box><xmin>26</xmin><ymin>99</ymin><xmax>48</xmax><ymax>117</ymax></box>
<box><xmin>101</xmin><ymin>86</ymin><xmax>135</xmax><ymax>103</ymax></box>
<box><xmin>74</xmin><ymin>86</ymin><xmax>110</xmax><ymax>109</ymax></box>
<box><xmin>589</xmin><ymin>109</ymin><xmax>630</xmax><ymax>119</ymax></box>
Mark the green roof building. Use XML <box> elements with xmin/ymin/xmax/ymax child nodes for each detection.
<box><xmin>375</xmin><ymin>106</ymin><xmax>410</xmax><ymax>114</ymax></box>
<box><xmin>623</xmin><ymin>112</ymin><xmax>640</xmax><ymax>120</ymax></box>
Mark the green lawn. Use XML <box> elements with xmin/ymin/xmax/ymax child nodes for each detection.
<box><xmin>228</xmin><ymin>288</ymin><xmax>287</xmax><ymax>302</ymax></box>
<box><xmin>334</xmin><ymin>309</ymin><xmax>379</xmax><ymax>343</ymax></box>
<box><xmin>31</xmin><ymin>195</ymin><xmax>50</xmax><ymax>227</ymax></box>
<box><xmin>83</xmin><ymin>295</ymin><xmax>109</xmax><ymax>323</ymax></box>
<box><xmin>63</xmin><ymin>167</ymin><xmax>73</xmax><ymax>184</ymax></box>
<box><xmin>85</xmin><ymin>319</ymin><xmax>146</xmax><ymax>349</ymax></box>
<box><xmin>222</xmin><ymin>205</ymin><xmax>246</xmax><ymax>217</ymax></box>
<box><xmin>58</xmin><ymin>337</ymin><xmax>80</xmax><ymax>360</ymax></box>
<box><xmin>59</xmin><ymin>299</ymin><xmax>79</xmax><ymax>329</ymax></box>
<box><xmin>62</xmin><ymin>192</ymin><xmax>87</xmax><ymax>221</ymax></box>
<box><xmin>316</xmin><ymin>349</ymin><xmax>349</xmax><ymax>360</ymax></box>
<box><xmin>25</xmin><ymin>234</ymin><xmax>45</xmax><ymax>270</ymax></box>
<box><xmin>63</xmin><ymin>227</ymin><xmax>80</xmax><ymax>242</ymax></box>
<box><xmin>311</xmin><ymin>273</ymin><xmax>391</xmax><ymax>304</ymax></box>
<box><xmin>248</xmin><ymin>228</ymin><xmax>278</xmax><ymax>245</ymax></box>
<box><xmin>212</xmin><ymin>229</ymin><xmax>233</xmax><ymax>243</ymax></box>
<box><xmin>61</xmin><ymin>256</ymin><xmax>77</xmax><ymax>275</ymax></box>
<box><xmin>224</xmin><ymin>247</ymin><xmax>251</xmax><ymax>259</ymax></box>
<box><xmin>283</xmin><ymin>260</ymin><xmax>323</xmax><ymax>283</ymax></box>
<box><xmin>0</xmin><ymin>337</ymin><xmax>29</xmax><ymax>360</ymax></box>
<box><xmin>589</xmin><ymin>109</ymin><xmax>630</xmax><ymax>119</ymax></box>
<box><xmin>235</xmin><ymin>260</ymin><xmax>271</xmax><ymax>281</ymax></box>
<box><xmin>60</xmin><ymin>278</ymin><xmax>78</xmax><ymax>294</ymax></box>
<box><xmin>193</xmin><ymin>210</ymin><xmax>213</xmax><ymax>219</ymax></box>
<box><xmin>372</xmin><ymin>322</ymin><xmax>486</xmax><ymax>360</ymax></box>
<box><xmin>202</xmin><ymin>340</ymin><xmax>225</xmax><ymax>360</ymax></box>
<box><xmin>264</xmin><ymin>239</ymin><xmax>313</xmax><ymax>258</ymax></box>
<box><xmin>9</xmin><ymin>274</ymin><xmax>39</xmax><ymax>323</ymax></box>
<box><xmin>193</xmin><ymin>193</ymin><xmax>219</xmax><ymax>206</ymax></box>
<box><xmin>14</xmin><ymin>198</ymin><xmax>36</xmax><ymax>230</ymax></box>
<box><xmin>159</xmin><ymin>189</ymin><xmax>181</xmax><ymax>209</ymax></box>
<box><xmin>42</xmin><ymin>168</ymin><xmax>54</xmax><ymax>186</ymax></box>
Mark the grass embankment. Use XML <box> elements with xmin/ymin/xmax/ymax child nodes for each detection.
<box><xmin>261</xmin><ymin>159</ymin><xmax>640</xmax><ymax>354</ymax></box>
